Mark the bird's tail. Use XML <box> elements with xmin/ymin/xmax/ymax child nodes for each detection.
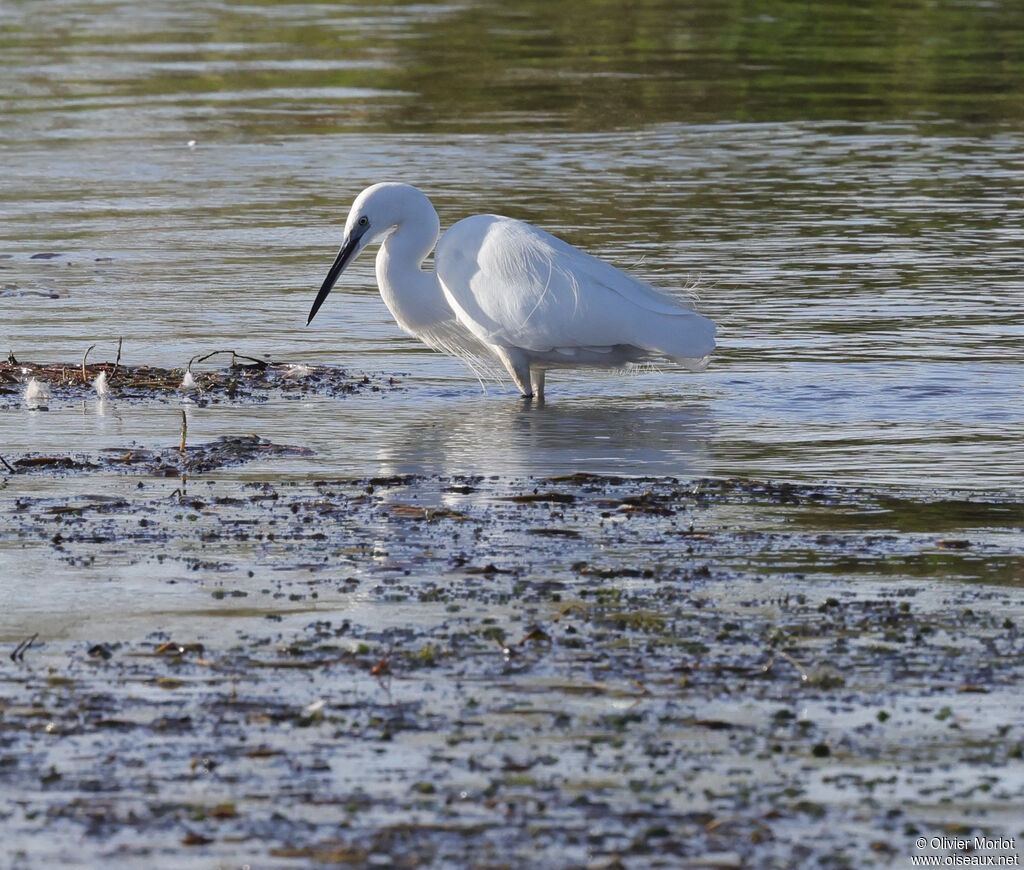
<box><xmin>633</xmin><ymin>310</ymin><xmax>717</xmax><ymax>369</ymax></box>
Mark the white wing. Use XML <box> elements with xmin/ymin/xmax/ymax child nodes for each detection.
<box><xmin>435</xmin><ymin>215</ymin><xmax>716</xmax><ymax>362</ymax></box>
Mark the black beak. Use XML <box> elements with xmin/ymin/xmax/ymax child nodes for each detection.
<box><xmin>307</xmin><ymin>231</ymin><xmax>363</xmax><ymax>325</ymax></box>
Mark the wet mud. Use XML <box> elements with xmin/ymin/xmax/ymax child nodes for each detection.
<box><xmin>11</xmin><ymin>435</ymin><xmax>314</xmax><ymax>477</ymax></box>
<box><xmin>1</xmin><ymin>458</ymin><xmax>1022</xmax><ymax>868</ymax></box>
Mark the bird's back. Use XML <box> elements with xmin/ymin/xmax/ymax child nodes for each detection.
<box><xmin>435</xmin><ymin>214</ymin><xmax>716</xmax><ymax>364</ymax></box>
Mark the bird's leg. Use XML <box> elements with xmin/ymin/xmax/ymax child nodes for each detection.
<box><xmin>493</xmin><ymin>346</ymin><xmax>533</xmax><ymax>398</ymax></box>
<box><xmin>530</xmin><ymin>367</ymin><xmax>545</xmax><ymax>400</ymax></box>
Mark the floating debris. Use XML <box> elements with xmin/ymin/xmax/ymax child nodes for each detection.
<box><xmin>9</xmin><ymin>632</ymin><xmax>38</xmax><ymax>662</ymax></box>
<box><xmin>0</xmin><ymin>286</ymin><xmax>61</xmax><ymax>299</ymax></box>
<box><xmin>1</xmin><ymin>344</ymin><xmax>399</xmax><ymax>406</ymax></box>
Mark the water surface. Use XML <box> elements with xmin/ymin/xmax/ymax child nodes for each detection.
<box><xmin>2</xmin><ymin>4</ymin><xmax>1024</xmax><ymax>866</ymax></box>
<box><xmin>2</xmin><ymin>1</ymin><xmax>1022</xmax><ymax>490</ymax></box>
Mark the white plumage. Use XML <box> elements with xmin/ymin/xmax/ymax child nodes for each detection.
<box><xmin>307</xmin><ymin>182</ymin><xmax>716</xmax><ymax>398</ymax></box>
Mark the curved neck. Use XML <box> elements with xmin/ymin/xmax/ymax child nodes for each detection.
<box><xmin>375</xmin><ymin>211</ymin><xmax>451</xmax><ymax>335</ymax></box>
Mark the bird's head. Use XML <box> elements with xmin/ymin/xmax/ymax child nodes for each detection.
<box><xmin>306</xmin><ymin>182</ymin><xmax>434</xmax><ymax>325</ymax></box>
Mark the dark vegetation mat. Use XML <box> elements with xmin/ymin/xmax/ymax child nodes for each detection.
<box><xmin>1</xmin><ymin>347</ymin><xmax>400</xmax><ymax>407</ymax></box>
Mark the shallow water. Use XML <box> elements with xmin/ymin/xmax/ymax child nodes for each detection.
<box><xmin>2</xmin><ymin>4</ymin><xmax>1024</xmax><ymax>866</ymax></box>
<box><xmin>2</xmin><ymin>0</ymin><xmax>1023</xmax><ymax>492</ymax></box>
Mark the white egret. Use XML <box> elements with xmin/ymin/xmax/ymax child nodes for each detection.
<box><xmin>307</xmin><ymin>182</ymin><xmax>716</xmax><ymax>399</ymax></box>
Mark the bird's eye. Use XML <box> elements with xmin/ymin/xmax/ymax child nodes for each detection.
<box><xmin>358</xmin><ymin>216</ymin><xmax>369</xmax><ymax>227</ymax></box>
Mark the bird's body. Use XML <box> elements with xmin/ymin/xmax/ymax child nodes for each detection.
<box><xmin>308</xmin><ymin>183</ymin><xmax>716</xmax><ymax>398</ymax></box>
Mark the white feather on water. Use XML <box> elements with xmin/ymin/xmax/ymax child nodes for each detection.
<box><xmin>282</xmin><ymin>364</ymin><xmax>312</xmax><ymax>379</ymax></box>
<box><xmin>93</xmin><ymin>370</ymin><xmax>110</xmax><ymax>398</ymax></box>
<box><xmin>23</xmin><ymin>377</ymin><xmax>50</xmax><ymax>407</ymax></box>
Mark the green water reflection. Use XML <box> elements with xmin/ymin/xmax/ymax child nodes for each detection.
<box><xmin>4</xmin><ymin>0</ymin><xmax>1024</xmax><ymax>135</ymax></box>
<box><xmin>384</xmin><ymin>0</ymin><xmax>1024</xmax><ymax>130</ymax></box>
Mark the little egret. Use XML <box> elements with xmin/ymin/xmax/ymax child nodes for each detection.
<box><xmin>307</xmin><ymin>182</ymin><xmax>716</xmax><ymax>399</ymax></box>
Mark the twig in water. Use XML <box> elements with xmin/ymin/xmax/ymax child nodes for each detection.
<box><xmin>187</xmin><ymin>349</ymin><xmax>269</xmax><ymax>374</ymax></box>
<box><xmin>0</xmin><ymin>455</ymin><xmax>14</xmax><ymax>474</ymax></box>
<box><xmin>179</xmin><ymin>410</ymin><xmax>187</xmax><ymax>453</ymax></box>
<box><xmin>112</xmin><ymin>337</ymin><xmax>123</xmax><ymax>377</ymax></box>
<box><xmin>82</xmin><ymin>344</ymin><xmax>96</xmax><ymax>384</ymax></box>
<box><xmin>370</xmin><ymin>648</ymin><xmax>392</xmax><ymax>677</ymax></box>
<box><xmin>10</xmin><ymin>632</ymin><xmax>38</xmax><ymax>662</ymax></box>
<box><xmin>370</xmin><ymin>643</ymin><xmax>395</xmax><ymax>694</ymax></box>
<box><xmin>761</xmin><ymin>648</ymin><xmax>808</xmax><ymax>682</ymax></box>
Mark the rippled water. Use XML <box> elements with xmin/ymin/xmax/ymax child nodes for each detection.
<box><xmin>2</xmin><ymin>0</ymin><xmax>1023</xmax><ymax>492</ymax></box>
